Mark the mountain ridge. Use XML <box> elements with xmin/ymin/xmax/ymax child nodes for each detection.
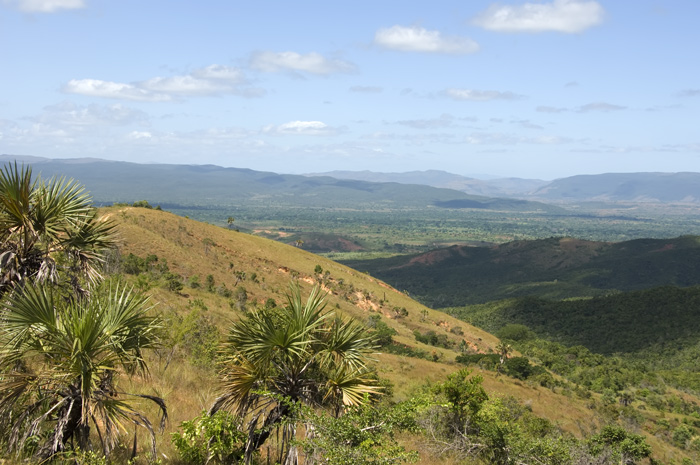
<box><xmin>0</xmin><ymin>155</ymin><xmax>563</xmax><ymax>212</ymax></box>
<box><xmin>4</xmin><ymin>155</ymin><xmax>698</xmax><ymax>205</ymax></box>
<box><xmin>311</xmin><ymin>168</ymin><xmax>700</xmax><ymax>204</ymax></box>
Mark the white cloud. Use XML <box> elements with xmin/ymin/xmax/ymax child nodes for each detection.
<box><xmin>34</xmin><ymin>101</ymin><xmax>148</xmax><ymax>127</ymax></box>
<box><xmin>3</xmin><ymin>0</ymin><xmax>85</xmax><ymax>13</ymax></box>
<box><xmin>445</xmin><ymin>88</ymin><xmax>522</xmax><ymax>101</ymax></box>
<box><xmin>192</xmin><ymin>64</ymin><xmax>245</xmax><ymax>81</ymax></box>
<box><xmin>127</xmin><ymin>131</ymin><xmax>153</xmax><ymax>140</ymax></box>
<box><xmin>140</xmin><ymin>76</ymin><xmax>225</xmax><ymax>96</ymax></box>
<box><xmin>250</xmin><ymin>51</ymin><xmax>355</xmax><ymax>75</ymax></box>
<box><xmin>374</xmin><ymin>25</ymin><xmax>479</xmax><ymax>54</ymax></box>
<box><xmin>62</xmin><ymin>65</ymin><xmax>262</xmax><ymax>101</ymax></box>
<box><xmin>140</xmin><ymin>65</ymin><xmax>249</xmax><ymax>96</ymax></box>
<box><xmin>264</xmin><ymin>121</ymin><xmax>336</xmax><ymax>136</ymax></box>
<box><xmin>63</xmin><ymin>79</ymin><xmax>172</xmax><ymax>102</ymax></box>
<box><xmin>473</xmin><ymin>0</ymin><xmax>604</xmax><ymax>33</ymax></box>
<box><xmin>0</xmin><ymin>102</ymin><xmax>150</xmax><ymax>149</ymax></box>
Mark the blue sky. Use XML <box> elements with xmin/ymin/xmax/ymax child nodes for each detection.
<box><xmin>1</xmin><ymin>0</ymin><xmax>699</xmax><ymax>180</ymax></box>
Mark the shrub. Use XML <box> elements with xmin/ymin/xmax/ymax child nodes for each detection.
<box><xmin>172</xmin><ymin>410</ymin><xmax>246</xmax><ymax>464</ymax></box>
<box><xmin>132</xmin><ymin>200</ymin><xmax>153</xmax><ymax>208</ymax></box>
<box><xmin>672</xmin><ymin>424</ymin><xmax>693</xmax><ymax>448</ymax></box>
<box><xmin>163</xmin><ymin>271</ymin><xmax>184</xmax><ymax>293</ymax></box>
<box><xmin>189</xmin><ymin>274</ymin><xmax>201</xmax><ymax>289</ymax></box>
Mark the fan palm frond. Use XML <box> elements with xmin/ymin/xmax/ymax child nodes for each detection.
<box><xmin>214</xmin><ymin>282</ymin><xmax>380</xmax><ymax>464</ymax></box>
<box><xmin>0</xmin><ymin>280</ymin><xmax>165</xmax><ymax>460</ymax></box>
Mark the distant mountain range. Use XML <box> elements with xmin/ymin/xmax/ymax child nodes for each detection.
<box><xmin>308</xmin><ymin>169</ymin><xmax>549</xmax><ymax>198</ymax></box>
<box><xmin>0</xmin><ymin>155</ymin><xmax>561</xmax><ymax>212</ymax></box>
<box><xmin>530</xmin><ymin>172</ymin><xmax>700</xmax><ymax>203</ymax></box>
<box><xmin>311</xmin><ymin>169</ymin><xmax>700</xmax><ymax>204</ymax></box>
<box><xmin>3</xmin><ymin>155</ymin><xmax>699</xmax><ymax>206</ymax></box>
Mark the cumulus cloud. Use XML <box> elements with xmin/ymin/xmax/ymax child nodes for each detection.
<box><xmin>473</xmin><ymin>0</ymin><xmax>604</xmax><ymax>33</ymax></box>
<box><xmin>374</xmin><ymin>25</ymin><xmax>479</xmax><ymax>54</ymax></box>
<box><xmin>577</xmin><ymin>102</ymin><xmax>626</xmax><ymax>112</ymax></box>
<box><xmin>264</xmin><ymin>121</ymin><xmax>337</xmax><ymax>136</ymax></box>
<box><xmin>445</xmin><ymin>89</ymin><xmax>522</xmax><ymax>101</ymax></box>
<box><xmin>62</xmin><ymin>65</ymin><xmax>262</xmax><ymax>101</ymax></box>
<box><xmin>63</xmin><ymin>79</ymin><xmax>171</xmax><ymax>102</ymax></box>
<box><xmin>250</xmin><ymin>51</ymin><xmax>355</xmax><ymax>75</ymax></box>
<box><xmin>2</xmin><ymin>0</ymin><xmax>85</xmax><ymax>13</ymax></box>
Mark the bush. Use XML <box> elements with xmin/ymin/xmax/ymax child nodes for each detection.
<box><xmin>132</xmin><ymin>200</ymin><xmax>153</xmax><ymax>208</ymax></box>
<box><xmin>672</xmin><ymin>424</ymin><xmax>693</xmax><ymax>448</ymax></box>
<box><xmin>163</xmin><ymin>271</ymin><xmax>184</xmax><ymax>293</ymax></box>
<box><xmin>172</xmin><ymin>410</ymin><xmax>246</xmax><ymax>464</ymax></box>
<box><xmin>414</xmin><ymin>330</ymin><xmax>452</xmax><ymax>349</ymax></box>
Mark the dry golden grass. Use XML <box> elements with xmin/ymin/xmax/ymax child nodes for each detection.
<box><xmin>101</xmin><ymin>207</ymin><xmax>693</xmax><ymax>464</ymax></box>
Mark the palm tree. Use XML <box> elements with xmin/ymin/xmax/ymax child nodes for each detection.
<box><xmin>496</xmin><ymin>341</ymin><xmax>513</xmax><ymax>374</ymax></box>
<box><xmin>0</xmin><ymin>163</ymin><xmax>116</xmax><ymax>297</ymax></box>
<box><xmin>210</xmin><ymin>283</ymin><xmax>379</xmax><ymax>465</ymax></box>
<box><xmin>0</xmin><ymin>280</ymin><xmax>166</xmax><ymax>460</ymax></box>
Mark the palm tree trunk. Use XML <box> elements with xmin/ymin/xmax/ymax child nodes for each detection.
<box><xmin>245</xmin><ymin>403</ymin><xmax>291</xmax><ymax>465</ymax></box>
<box><xmin>36</xmin><ymin>393</ymin><xmax>84</xmax><ymax>460</ymax></box>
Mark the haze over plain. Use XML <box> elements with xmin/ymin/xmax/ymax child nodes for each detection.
<box><xmin>1</xmin><ymin>0</ymin><xmax>699</xmax><ymax>179</ymax></box>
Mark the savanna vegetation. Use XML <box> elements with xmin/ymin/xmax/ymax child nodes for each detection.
<box><xmin>2</xmin><ymin>163</ymin><xmax>700</xmax><ymax>464</ymax></box>
<box><xmin>173</xmin><ymin>203</ymin><xmax>700</xmax><ymax>257</ymax></box>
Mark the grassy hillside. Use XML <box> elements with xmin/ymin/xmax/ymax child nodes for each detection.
<box><xmin>104</xmin><ymin>207</ymin><xmax>699</xmax><ymax>463</ymax></box>
<box><xmin>342</xmin><ymin>236</ymin><xmax>700</xmax><ymax>307</ymax></box>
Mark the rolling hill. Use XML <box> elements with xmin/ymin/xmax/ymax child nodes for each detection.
<box><xmin>341</xmin><ymin>235</ymin><xmax>700</xmax><ymax>307</ymax></box>
<box><xmin>97</xmin><ymin>206</ymin><xmax>700</xmax><ymax>464</ymax></box>
<box><xmin>98</xmin><ymin>206</ymin><xmax>700</xmax><ymax>464</ymax></box>
<box><xmin>105</xmin><ymin>206</ymin><xmax>605</xmax><ymax>459</ymax></box>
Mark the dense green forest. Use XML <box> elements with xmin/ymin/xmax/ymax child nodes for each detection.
<box><xmin>341</xmin><ymin>236</ymin><xmax>700</xmax><ymax>307</ymax></box>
